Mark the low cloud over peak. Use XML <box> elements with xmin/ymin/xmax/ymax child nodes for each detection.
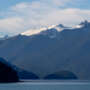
<box><xmin>0</xmin><ymin>0</ymin><xmax>90</xmax><ymax>35</ymax></box>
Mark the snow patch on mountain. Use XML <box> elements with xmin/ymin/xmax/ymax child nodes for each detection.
<box><xmin>21</xmin><ymin>27</ymin><xmax>47</xmax><ymax>36</ymax></box>
<box><xmin>21</xmin><ymin>21</ymin><xmax>90</xmax><ymax>37</ymax></box>
<box><xmin>21</xmin><ymin>24</ymin><xmax>66</xmax><ymax>37</ymax></box>
<box><xmin>75</xmin><ymin>25</ymin><xmax>84</xmax><ymax>28</ymax></box>
<box><xmin>71</xmin><ymin>24</ymin><xmax>84</xmax><ymax>29</ymax></box>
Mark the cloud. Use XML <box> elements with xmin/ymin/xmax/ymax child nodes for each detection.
<box><xmin>51</xmin><ymin>0</ymin><xmax>72</xmax><ymax>6</ymax></box>
<box><xmin>0</xmin><ymin>17</ymin><xmax>25</xmax><ymax>33</ymax></box>
<box><xmin>0</xmin><ymin>0</ymin><xmax>90</xmax><ymax>35</ymax></box>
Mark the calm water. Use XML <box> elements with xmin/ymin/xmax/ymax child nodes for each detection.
<box><xmin>0</xmin><ymin>81</ymin><xmax>90</xmax><ymax>90</ymax></box>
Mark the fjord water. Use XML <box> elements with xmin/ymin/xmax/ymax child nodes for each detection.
<box><xmin>0</xmin><ymin>81</ymin><xmax>90</xmax><ymax>90</ymax></box>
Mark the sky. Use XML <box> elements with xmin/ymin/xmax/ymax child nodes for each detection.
<box><xmin>0</xmin><ymin>0</ymin><xmax>90</xmax><ymax>35</ymax></box>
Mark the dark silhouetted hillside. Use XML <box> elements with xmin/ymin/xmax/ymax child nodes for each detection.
<box><xmin>44</xmin><ymin>70</ymin><xmax>78</xmax><ymax>80</ymax></box>
<box><xmin>0</xmin><ymin>58</ymin><xmax>19</xmax><ymax>83</ymax></box>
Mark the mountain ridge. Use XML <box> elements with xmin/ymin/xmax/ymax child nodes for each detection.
<box><xmin>21</xmin><ymin>21</ymin><xmax>90</xmax><ymax>37</ymax></box>
<box><xmin>0</xmin><ymin>20</ymin><xmax>90</xmax><ymax>79</ymax></box>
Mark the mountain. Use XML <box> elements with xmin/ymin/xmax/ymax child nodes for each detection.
<box><xmin>0</xmin><ymin>57</ymin><xmax>39</xmax><ymax>80</ymax></box>
<box><xmin>15</xmin><ymin>67</ymin><xmax>39</xmax><ymax>80</ymax></box>
<box><xmin>0</xmin><ymin>32</ymin><xmax>9</xmax><ymax>40</ymax></box>
<box><xmin>21</xmin><ymin>24</ymin><xmax>69</xmax><ymax>37</ymax></box>
<box><xmin>0</xmin><ymin>32</ymin><xmax>5</xmax><ymax>38</ymax></box>
<box><xmin>17</xmin><ymin>69</ymin><xmax>39</xmax><ymax>80</ymax></box>
<box><xmin>44</xmin><ymin>70</ymin><xmax>78</xmax><ymax>80</ymax></box>
<box><xmin>0</xmin><ymin>21</ymin><xmax>90</xmax><ymax>80</ymax></box>
<box><xmin>0</xmin><ymin>58</ymin><xmax>19</xmax><ymax>82</ymax></box>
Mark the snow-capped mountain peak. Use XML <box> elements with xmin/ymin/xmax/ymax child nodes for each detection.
<box><xmin>71</xmin><ymin>20</ymin><xmax>90</xmax><ymax>29</ymax></box>
<box><xmin>55</xmin><ymin>24</ymin><xmax>68</xmax><ymax>32</ymax></box>
<box><xmin>21</xmin><ymin>27</ymin><xmax>47</xmax><ymax>36</ymax></box>
<box><xmin>73</xmin><ymin>24</ymin><xmax>84</xmax><ymax>29</ymax></box>
<box><xmin>48</xmin><ymin>25</ymin><xmax>57</xmax><ymax>29</ymax></box>
<box><xmin>80</xmin><ymin>20</ymin><xmax>88</xmax><ymax>26</ymax></box>
<box><xmin>21</xmin><ymin>21</ymin><xmax>90</xmax><ymax>37</ymax></box>
<box><xmin>0</xmin><ymin>32</ymin><xmax>9</xmax><ymax>40</ymax></box>
<box><xmin>1</xmin><ymin>21</ymin><xmax>90</xmax><ymax>79</ymax></box>
<box><xmin>21</xmin><ymin>24</ymin><xmax>66</xmax><ymax>36</ymax></box>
